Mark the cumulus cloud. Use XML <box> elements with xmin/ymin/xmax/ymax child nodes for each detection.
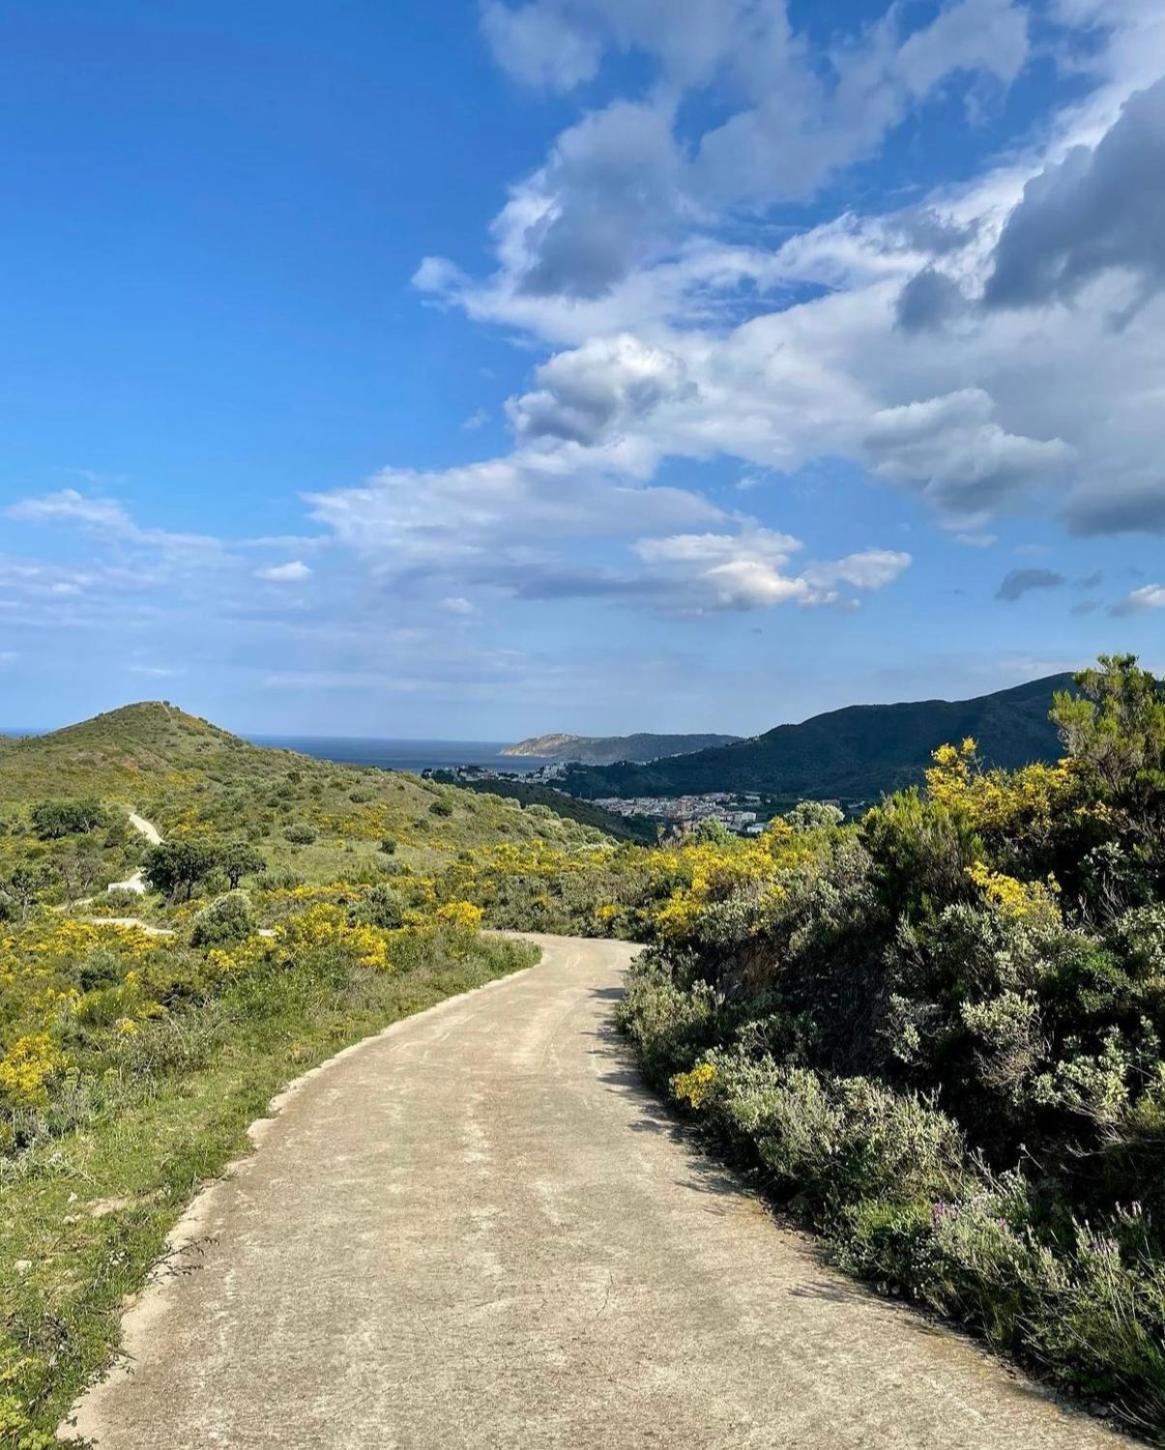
<box><xmin>628</xmin><ymin>532</ymin><xmax>910</xmax><ymax>612</ymax></box>
<box><xmin>985</xmin><ymin>76</ymin><xmax>1165</xmax><ymax>318</ymax></box>
<box><xmin>480</xmin><ymin>1</ymin><xmax>602</xmax><ymax>91</ymax></box>
<box><xmin>472</xmin><ymin>0</ymin><xmax>1031</xmax><ymax>300</ymax></box>
<box><xmin>1111</xmin><ymin>582</ymin><xmax>1165</xmax><ymax>615</ymax></box>
<box><xmin>256</xmin><ymin>561</ymin><xmax>312</xmax><ymax>583</ymax></box>
<box><xmin>862</xmin><ymin>391</ymin><xmax>1075</xmax><ymax>519</ymax></box>
<box><xmin>508</xmin><ymin>334</ymin><xmax>693</xmax><ymax>444</ymax></box>
<box><xmin>996</xmin><ymin>568</ymin><xmax>1067</xmax><ymax>601</ymax></box>
<box><xmin>895</xmin><ymin>268</ymin><xmax>969</xmax><ymax>332</ymax></box>
<box><xmin>499</xmin><ymin>101</ymin><xmax>687</xmax><ymax>299</ymax></box>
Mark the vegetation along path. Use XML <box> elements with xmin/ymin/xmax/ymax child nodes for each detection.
<box><xmin>66</xmin><ymin>936</ymin><xmax>1128</xmax><ymax>1449</ymax></box>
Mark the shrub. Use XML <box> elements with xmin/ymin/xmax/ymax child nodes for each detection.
<box><xmin>360</xmin><ymin>884</ymin><xmax>405</xmax><ymax>930</ymax></box>
<box><xmin>284</xmin><ymin>823</ymin><xmax>317</xmax><ymax>845</ymax></box>
<box><xmin>190</xmin><ymin>892</ymin><xmax>254</xmax><ymax>948</ymax></box>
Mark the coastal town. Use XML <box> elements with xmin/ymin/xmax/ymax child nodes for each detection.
<box><xmin>425</xmin><ymin>762</ymin><xmax>774</xmax><ymax>835</ymax></box>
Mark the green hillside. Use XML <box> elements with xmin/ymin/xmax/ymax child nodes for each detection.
<box><xmin>502</xmin><ymin>730</ymin><xmax>741</xmax><ymax>764</ymax></box>
<box><xmin>433</xmin><ymin>774</ymin><xmax>659</xmax><ymax>843</ymax></box>
<box><xmin>559</xmin><ymin>674</ymin><xmax>1076</xmax><ymax>803</ymax></box>
<box><xmin>0</xmin><ymin>702</ymin><xmax>613</xmax><ymax>889</ymax></box>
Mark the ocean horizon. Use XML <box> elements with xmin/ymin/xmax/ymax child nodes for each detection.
<box><xmin>244</xmin><ymin>735</ymin><xmax>557</xmax><ymax>775</ymax></box>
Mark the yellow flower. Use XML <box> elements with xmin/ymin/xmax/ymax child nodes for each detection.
<box><xmin>671</xmin><ymin>1061</ymin><xmax>716</xmax><ymax>1109</ymax></box>
<box><xmin>0</xmin><ymin>1033</ymin><xmax>67</xmax><ymax>1108</ymax></box>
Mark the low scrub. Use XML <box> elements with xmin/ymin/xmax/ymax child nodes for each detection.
<box><xmin>617</xmin><ymin>656</ymin><xmax>1165</xmax><ymax>1440</ymax></box>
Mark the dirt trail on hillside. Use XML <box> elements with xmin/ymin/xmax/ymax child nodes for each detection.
<box><xmin>104</xmin><ymin>811</ymin><xmax>163</xmax><ymax>896</ymax></box>
<box><xmin>64</xmin><ymin>935</ymin><xmax>1129</xmax><ymax>1449</ymax></box>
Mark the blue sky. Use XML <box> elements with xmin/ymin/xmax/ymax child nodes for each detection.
<box><xmin>1</xmin><ymin>0</ymin><xmax>1163</xmax><ymax>738</ymax></box>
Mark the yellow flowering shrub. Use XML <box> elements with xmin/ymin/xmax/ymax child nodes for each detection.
<box><xmin>967</xmin><ymin>861</ymin><xmax>1061</xmax><ymax>927</ymax></box>
<box><xmin>272</xmin><ymin>904</ymin><xmax>392</xmax><ymax>971</ymax></box>
<box><xmin>0</xmin><ymin>1034</ymin><xmax>66</xmax><ymax>1108</ymax></box>
<box><xmin>671</xmin><ymin>1061</ymin><xmax>716</xmax><ymax>1109</ymax></box>
<box><xmin>435</xmin><ymin>900</ymin><xmax>483</xmax><ymax>932</ymax></box>
<box><xmin>926</xmin><ymin>738</ymin><xmax>1079</xmax><ymax>836</ymax></box>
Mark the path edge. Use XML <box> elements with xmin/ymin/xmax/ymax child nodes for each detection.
<box><xmin>58</xmin><ymin>941</ymin><xmax>550</xmax><ymax>1444</ymax></box>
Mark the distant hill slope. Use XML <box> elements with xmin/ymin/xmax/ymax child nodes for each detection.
<box><xmin>0</xmin><ymin>702</ymin><xmax>619</xmax><ymax>865</ymax></box>
<box><xmin>558</xmin><ymin>674</ymin><xmax>1077</xmax><ymax>803</ymax></box>
<box><xmin>502</xmin><ymin>731</ymin><xmax>741</xmax><ymax>764</ymax></box>
<box><xmin>430</xmin><ymin>775</ymin><xmax>658</xmax><ymax>843</ymax></box>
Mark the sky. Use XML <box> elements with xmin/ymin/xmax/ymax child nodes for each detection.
<box><xmin>1</xmin><ymin>0</ymin><xmax>1164</xmax><ymax>739</ymax></box>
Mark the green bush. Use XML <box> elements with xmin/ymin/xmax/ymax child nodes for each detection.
<box><xmin>190</xmin><ymin>892</ymin><xmax>254</xmax><ymax>948</ymax></box>
<box><xmin>283</xmin><ymin>823</ymin><xmax>317</xmax><ymax>845</ymax></box>
<box><xmin>616</xmin><ymin>656</ymin><xmax>1165</xmax><ymax>1437</ymax></box>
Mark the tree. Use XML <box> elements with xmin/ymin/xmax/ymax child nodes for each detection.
<box><xmin>1054</xmin><ymin>655</ymin><xmax>1165</xmax><ymax>824</ymax></box>
<box><xmin>31</xmin><ymin>797</ymin><xmax>108</xmax><ymax>839</ymax></box>
<box><xmin>143</xmin><ymin>839</ymin><xmax>219</xmax><ymax>903</ymax></box>
<box><xmin>219</xmin><ymin>839</ymin><xmax>266</xmax><ymax>891</ymax></box>
<box><xmin>0</xmin><ymin>864</ymin><xmax>56</xmax><ymax>921</ymax></box>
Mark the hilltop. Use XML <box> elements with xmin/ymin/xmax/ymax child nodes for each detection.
<box><xmin>558</xmin><ymin>674</ymin><xmax>1076</xmax><ymax>804</ymax></box>
<box><xmin>0</xmin><ymin>702</ymin><xmax>618</xmax><ymax>884</ymax></box>
<box><xmin>502</xmin><ymin>731</ymin><xmax>741</xmax><ymax>764</ymax></box>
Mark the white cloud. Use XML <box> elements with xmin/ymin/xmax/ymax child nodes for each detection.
<box><xmin>509</xmin><ymin>333</ymin><xmax>693</xmax><ymax>445</ymax></box>
<box><xmin>805</xmin><ymin>550</ymin><xmax>913</xmax><ymax>591</ymax></box>
<box><xmin>862</xmin><ymin>390</ymin><xmax>1075</xmax><ymax>520</ymax></box>
<box><xmin>256</xmin><ymin>561</ymin><xmax>312</xmax><ymax>583</ymax></box>
<box><xmin>480</xmin><ymin>0</ymin><xmax>603</xmax><ymax>91</ymax></box>
<box><xmin>6</xmin><ymin>489</ymin><xmax>132</xmax><ymax>532</ymax></box>
<box><xmin>306</xmin><ymin>451</ymin><xmax>721</xmax><ymax>573</ymax></box>
<box><xmin>440</xmin><ymin>596</ymin><xmax>478</xmax><ymax>615</ymax></box>
<box><xmin>403</xmin><ymin>1</ymin><xmax>1165</xmax><ymax>553</ymax></box>
<box><xmin>631</xmin><ymin>530</ymin><xmax>909</xmax><ymax>612</ymax></box>
<box><xmin>1113</xmin><ymin>583</ymin><xmax>1165</xmax><ymax>615</ymax></box>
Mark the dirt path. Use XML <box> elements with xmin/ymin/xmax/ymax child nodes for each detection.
<box><xmin>63</xmin><ymin>935</ymin><xmax>1128</xmax><ymax>1449</ymax></box>
<box><xmin>104</xmin><ymin>812</ymin><xmax>163</xmax><ymax>896</ymax></box>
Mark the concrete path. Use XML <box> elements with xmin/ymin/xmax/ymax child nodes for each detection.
<box><xmin>64</xmin><ymin>935</ymin><xmax>1128</xmax><ymax>1449</ymax></box>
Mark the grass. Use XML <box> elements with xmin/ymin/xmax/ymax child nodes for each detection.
<box><xmin>1</xmin><ymin>930</ymin><xmax>539</xmax><ymax>1447</ymax></box>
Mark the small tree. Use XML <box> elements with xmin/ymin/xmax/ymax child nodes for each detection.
<box><xmin>1054</xmin><ymin>655</ymin><xmax>1165</xmax><ymax>820</ymax></box>
<box><xmin>786</xmin><ymin>801</ymin><xmax>845</xmax><ymax>831</ymax></box>
<box><xmin>31</xmin><ymin>797</ymin><xmax>109</xmax><ymax>839</ymax></box>
<box><xmin>219</xmin><ymin>839</ymin><xmax>266</xmax><ymax>890</ymax></box>
<box><xmin>144</xmin><ymin>839</ymin><xmax>219</xmax><ymax>903</ymax></box>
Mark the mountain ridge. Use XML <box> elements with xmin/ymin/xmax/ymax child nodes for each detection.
<box><xmin>502</xmin><ymin>731</ymin><xmax>741</xmax><ymax>764</ymax></box>
<box><xmin>557</xmin><ymin>673</ymin><xmax>1078</xmax><ymax>803</ymax></box>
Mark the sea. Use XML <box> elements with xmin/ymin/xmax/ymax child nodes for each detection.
<box><xmin>245</xmin><ymin>736</ymin><xmax>557</xmax><ymax>776</ymax></box>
